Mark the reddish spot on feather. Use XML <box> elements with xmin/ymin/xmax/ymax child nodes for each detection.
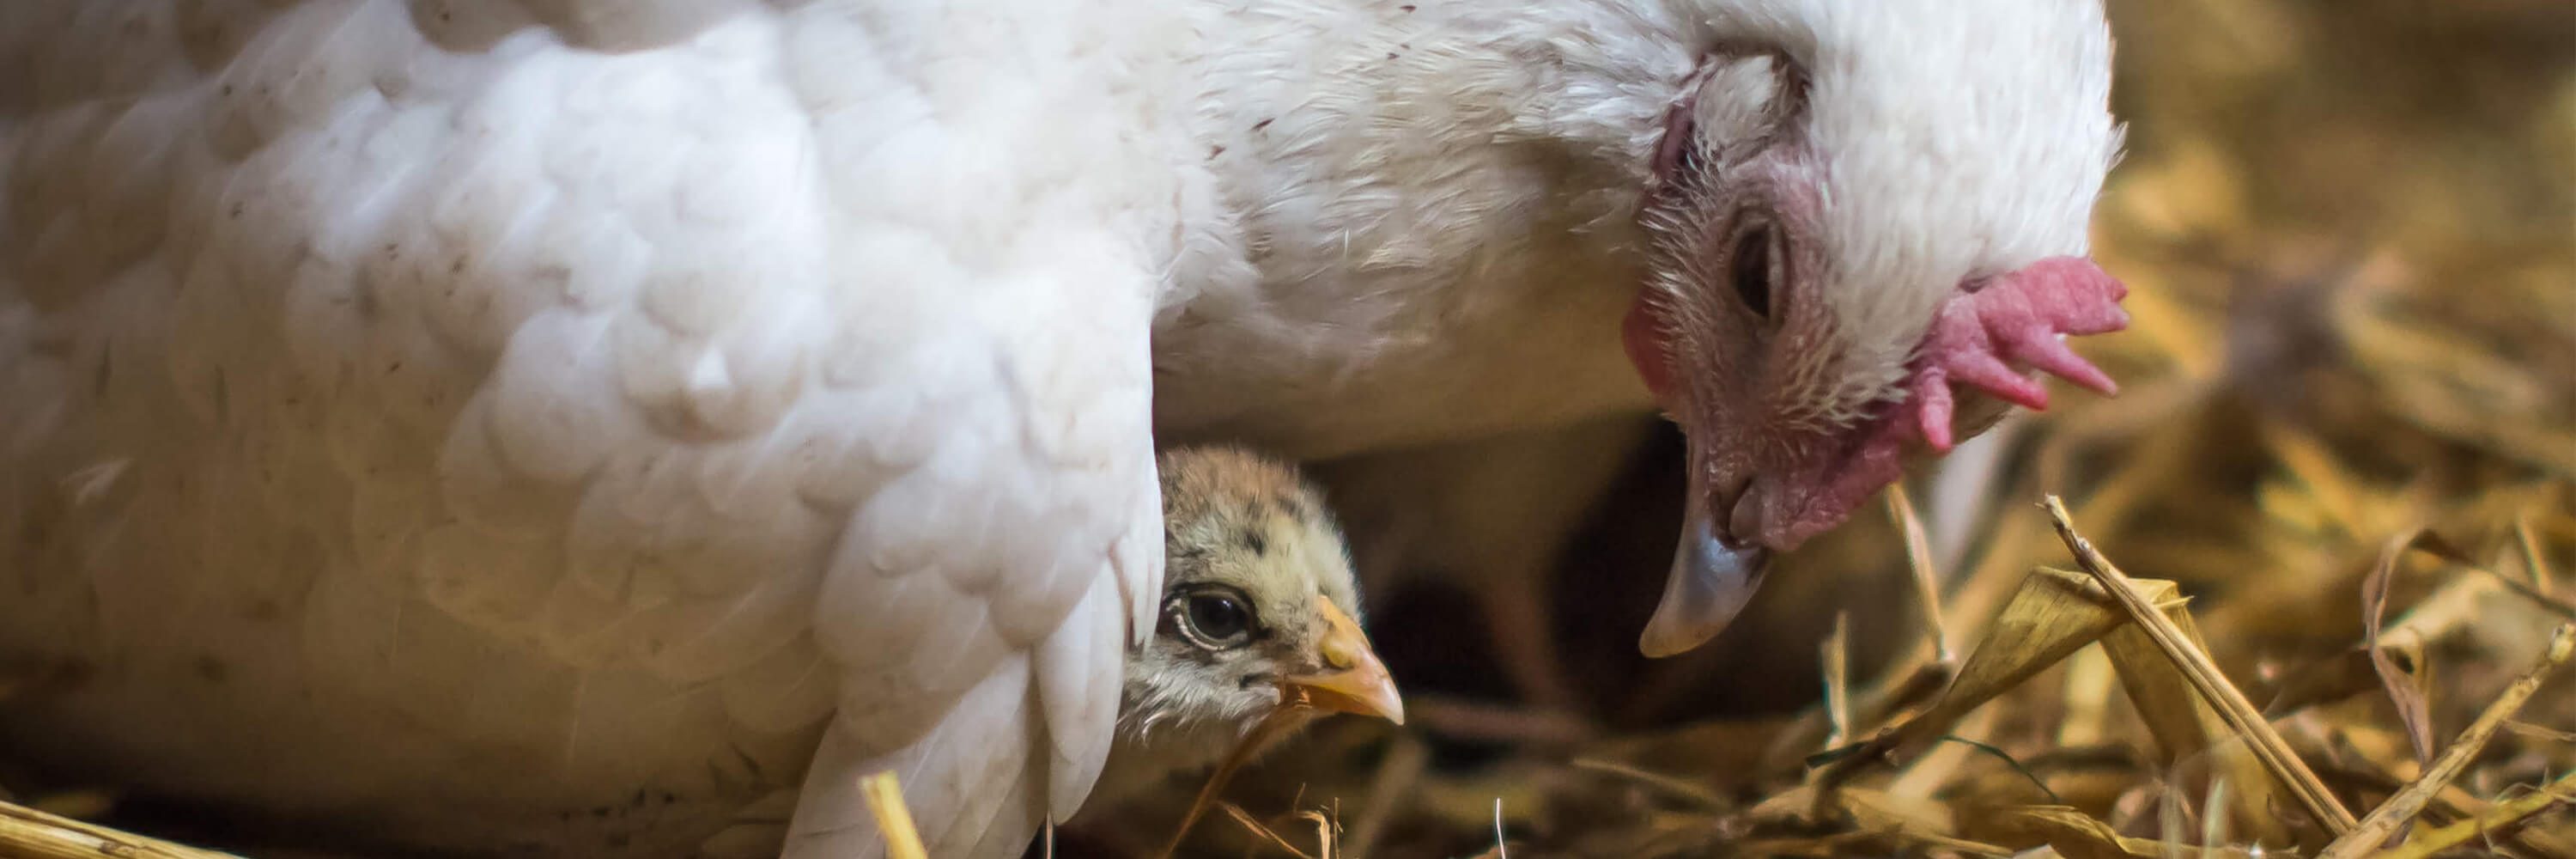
<box><xmin>1621</xmin><ymin>294</ymin><xmax>1679</xmax><ymax>408</ymax></box>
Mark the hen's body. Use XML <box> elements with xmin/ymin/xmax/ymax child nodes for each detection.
<box><xmin>1155</xmin><ymin>3</ymin><xmax>1687</xmax><ymax>456</ymax></box>
<box><xmin>2</xmin><ymin>2</ymin><xmax>1206</xmax><ymax>855</ymax></box>
<box><xmin>0</xmin><ymin>1</ymin><xmax>1692</xmax><ymax>855</ymax></box>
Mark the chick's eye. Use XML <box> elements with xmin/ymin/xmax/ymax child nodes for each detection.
<box><xmin>1171</xmin><ymin>588</ymin><xmax>1255</xmax><ymax>649</ymax></box>
<box><xmin>1730</xmin><ymin>223</ymin><xmax>1776</xmax><ymax>320</ymax></box>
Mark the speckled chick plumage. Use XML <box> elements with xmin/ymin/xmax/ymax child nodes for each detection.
<box><xmin>1089</xmin><ymin>446</ymin><xmax>1370</xmax><ymax>808</ymax></box>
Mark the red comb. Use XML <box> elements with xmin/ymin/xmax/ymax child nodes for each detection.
<box><xmin>1907</xmin><ymin>257</ymin><xmax>2129</xmax><ymax>451</ymax></box>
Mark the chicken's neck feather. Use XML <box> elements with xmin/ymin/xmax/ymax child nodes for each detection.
<box><xmin>1167</xmin><ymin>0</ymin><xmax>1710</xmax><ymax>290</ymax></box>
<box><xmin>1144</xmin><ymin>2</ymin><xmax>1723</xmax><ymax>453</ymax></box>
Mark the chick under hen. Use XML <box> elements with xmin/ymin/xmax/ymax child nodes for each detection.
<box><xmin>1091</xmin><ymin>446</ymin><xmax>1401</xmax><ymax>808</ymax></box>
<box><xmin>780</xmin><ymin>447</ymin><xmax>1400</xmax><ymax>853</ymax></box>
<box><xmin>1</xmin><ymin>1</ymin><xmax>2129</xmax><ymax>856</ymax></box>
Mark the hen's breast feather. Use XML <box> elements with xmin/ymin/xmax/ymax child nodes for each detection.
<box><xmin>2</xmin><ymin>1</ymin><xmax>1191</xmax><ymax>854</ymax></box>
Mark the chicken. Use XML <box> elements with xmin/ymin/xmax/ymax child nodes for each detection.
<box><xmin>0</xmin><ymin>0</ymin><xmax>2126</xmax><ymax>856</ymax></box>
<box><xmin>1152</xmin><ymin>0</ymin><xmax>2128</xmax><ymax>674</ymax></box>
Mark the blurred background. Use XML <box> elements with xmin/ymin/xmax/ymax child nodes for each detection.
<box><xmin>1079</xmin><ymin>1</ymin><xmax>2576</xmax><ymax>855</ymax></box>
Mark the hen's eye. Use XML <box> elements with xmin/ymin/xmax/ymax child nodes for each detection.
<box><xmin>1170</xmin><ymin>587</ymin><xmax>1257</xmax><ymax>649</ymax></box>
<box><xmin>1730</xmin><ymin>223</ymin><xmax>1777</xmax><ymax>320</ymax></box>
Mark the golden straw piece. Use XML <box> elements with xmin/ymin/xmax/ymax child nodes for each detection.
<box><xmin>860</xmin><ymin>771</ymin><xmax>930</xmax><ymax>859</ymax></box>
<box><xmin>1218</xmin><ymin>802</ymin><xmax>1327</xmax><ymax>859</ymax></box>
<box><xmin>1157</xmin><ymin>704</ymin><xmax>1311</xmax><ymax>859</ymax></box>
<box><xmin>1886</xmin><ymin>483</ymin><xmax>1955</xmax><ymax>662</ymax></box>
<box><xmin>0</xmin><ymin>799</ymin><xmax>242</xmax><ymax>859</ymax></box>
<box><xmin>2042</xmin><ymin>495</ymin><xmax>2361</xmax><ymax>836</ymax></box>
<box><xmin>1819</xmin><ymin>612</ymin><xmax>1852</xmax><ymax>750</ymax></box>
<box><xmin>2318</xmin><ymin>623</ymin><xmax>2576</xmax><ymax>859</ymax></box>
<box><xmin>2377</xmin><ymin>770</ymin><xmax>2576</xmax><ymax>859</ymax></box>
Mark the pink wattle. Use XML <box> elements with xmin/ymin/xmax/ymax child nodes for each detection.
<box><xmin>1902</xmin><ymin>256</ymin><xmax>2130</xmax><ymax>453</ymax></box>
<box><xmin>1767</xmin><ymin>256</ymin><xmax>2131</xmax><ymax>550</ymax></box>
<box><xmin>1618</xmin><ymin>258</ymin><xmax>2127</xmax><ymax>556</ymax></box>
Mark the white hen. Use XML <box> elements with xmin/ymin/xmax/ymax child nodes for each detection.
<box><xmin>3</xmin><ymin>2</ymin><xmax>1187</xmax><ymax>856</ymax></box>
<box><xmin>0</xmin><ymin>0</ymin><xmax>2125</xmax><ymax>856</ymax></box>
<box><xmin>1154</xmin><ymin>0</ymin><xmax>2125</xmax><ymax>676</ymax></box>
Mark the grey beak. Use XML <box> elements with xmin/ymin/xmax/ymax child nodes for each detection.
<box><xmin>1637</xmin><ymin>487</ymin><xmax>1772</xmax><ymax>658</ymax></box>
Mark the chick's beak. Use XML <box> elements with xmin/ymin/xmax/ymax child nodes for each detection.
<box><xmin>1279</xmin><ymin>596</ymin><xmax>1405</xmax><ymax>725</ymax></box>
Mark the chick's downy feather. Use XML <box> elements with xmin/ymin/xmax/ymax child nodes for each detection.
<box><xmin>1078</xmin><ymin>447</ymin><xmax>1399</xmax><ymax>810</ymax></box>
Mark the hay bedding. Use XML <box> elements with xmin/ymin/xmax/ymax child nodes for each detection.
<box><xmin>1069</xmin><ymin>1</ymin><xmax>2576</xmax><ymax>855</ymax></box>
<box><xmin>4</xmin><ymin>0</ymin><xmax>2571</xmax><ymax>856</ymax></box>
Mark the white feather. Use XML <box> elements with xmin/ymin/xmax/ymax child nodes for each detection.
<box><xmin>4</xmin><ymin>2</ymin><xmax>1183</xmax><ymax>855</ymax></box>
<box><xmin>0</xmin><ymin>2</ymin><xmax>2118</xmax><ymax>856</ymax></box>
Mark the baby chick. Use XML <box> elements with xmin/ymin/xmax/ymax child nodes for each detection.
<box><xmin>1084</xmin><ymin>446</ymin><xmax>1405</xmax><ymax>809</ymax></box>
<box><xmin>706</xmin><ymin>448</ymin><xmax>1396</xmax><ymax>857</ymax></box>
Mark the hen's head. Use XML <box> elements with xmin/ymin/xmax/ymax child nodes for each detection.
<box><xmin>1627</xmin><ymin>1</ymin><xmax>2129</xmax><ymax>655</ymax></box>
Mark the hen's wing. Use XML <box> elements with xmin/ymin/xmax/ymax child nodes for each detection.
<box><xmin>0</xmin><ymin>2</ymin><xmax>1178</xmax><ymax>855</ymax></box>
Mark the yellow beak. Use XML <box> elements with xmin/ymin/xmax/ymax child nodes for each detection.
<box><xmin>1278</xmin><ymin>596</ymin><xmax>1405</xmax><ymax>725</ymax></box>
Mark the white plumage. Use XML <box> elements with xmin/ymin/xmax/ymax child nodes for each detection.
<box><xmin>5</xmin><ymin>3</ymin><xmax>1183</xmax><ymax>855</ymax></box>
<box><xmin>0</xmin><ymin>1</ymin><xmax>2124</xmax><ymax>856</ymax></box>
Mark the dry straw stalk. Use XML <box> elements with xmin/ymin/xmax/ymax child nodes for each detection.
<box><xmin>2042</xmin><ymin>495</ymin><xmax>2361</xmax><ymax>836</ymax></box>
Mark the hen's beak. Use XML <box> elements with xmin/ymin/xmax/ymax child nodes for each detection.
<box><xmin>1279</xmin><ymin>597</ymin><xmax>1405</xmax><ymax>724</ymax></box>
<box><xmin>1638</xmin><ymin>461</ymin><xmax>1772</xmax><ymax>658</ymax></box>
